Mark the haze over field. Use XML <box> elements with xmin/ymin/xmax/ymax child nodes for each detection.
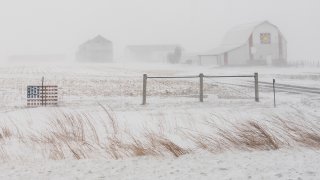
<box><xmin>0</xmin><ymin>0</ymin><xmax>320</xmax><ymax>62</ymax></box>
<box><xmin>1</xmin><ymin>1</ymin><xmax>320</xmax><ymax>179</ymax></box>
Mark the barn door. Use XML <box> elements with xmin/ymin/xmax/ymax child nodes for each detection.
<box><xmin>224</xmin><ymin>52</ymin><xmax>228</xmax><ymax>65</ymax></box>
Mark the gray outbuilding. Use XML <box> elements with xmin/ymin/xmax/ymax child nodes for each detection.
<box><xmin>76</xmin><ymin>35</ymin><xmax>113</xmax><ymax>62</ymax></box>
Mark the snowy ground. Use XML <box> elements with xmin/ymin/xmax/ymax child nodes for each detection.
<box><xmin>0</xmin><ymin>149</ymin><xmax>319</xmax><ymax>180</ymax></box>
<box><xmin>0</xmin><ymin>62</ymin><xmax>319</xmax><ymax>179</ymax></box>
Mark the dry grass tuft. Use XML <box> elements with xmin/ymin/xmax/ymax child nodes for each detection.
<box><xmin>27</xmin><ymin>111</ymin><xmax>102</xmax><ymax>160</ymax></box>
<box><xmin>234</xmin><ymin>121</ymin><xmax>281</xmax><ymax>150</ymax></box>
<box><xmin>48</xmin><ymin>143</ymin><xmax>65</xmax><ymax>160</ymax></box>
<box><xmin>214</xmin><ymin>121</ymin><xmax>281</xmax><ymax>151</ymax></box>
<box><xmin>157</xmin><ymin>138</ymin><xmax>188</xmax><ymax>157</ymax></box>
<box><xmin>105</xmin><ymin>136</ymin><xmax>124</xmax><ymax>159</ymax></box>
<box><xmin>1</xmin><ymin>127</ymin><xmax>12</xmax><ymax>139</ymax></box>
<box><xmin>128</xmin><ymin>136</ymin><xmax>158</xmax><ymax>157</ymax></box>
<box><xmin>99</xmin><ymin>104</ymin><xmax>119</xmax><ymax>134</ymax></box>
<box><xmin>146</xmin><ymin>133</ymin><xmax>189</xmax><ymax>157</ymax></box>
<box><xmin>278</xmin><ymin>118</ymin><xmax>320</xmax><ymax>149</ymax></box>
<box><xmin>2</xmin><ymin>108</ymin><xmax>320</xmax><ymax>161</ymax></box>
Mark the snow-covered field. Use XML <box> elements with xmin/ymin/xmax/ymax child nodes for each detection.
<box><xmin>0</xmin><ymin>149</ymin><xmax>319</xmax><ymax>180</ymax></box>
<box><xmin>0</xmin><ymin>62</ymin><xmax>319</xmax><ymax>179</ymax></box>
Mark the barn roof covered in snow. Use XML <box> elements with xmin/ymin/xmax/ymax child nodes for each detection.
<box><xmin>199</xmin><ymin>21</ymin><xmax>285</xmax><ymax>56</ymax></box>
<box><xmin>81</xmin><ymin>35</ymin><xmax>112</xmax><ymax>47</ymax></box>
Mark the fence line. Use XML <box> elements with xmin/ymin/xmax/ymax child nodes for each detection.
<box><xmin>148</xmin><ymin>76</ymin><xmax>199</xmax><ymax>79</ymax></box>
<box><xmin>204</xmin><ymin>75</ymin><xmax>254</xmax><ymax>78</ymax></box>
<box><xmin>142</xmin><ymin>73</ymin><xmax>259</xmax><ymax>105</ymax></box>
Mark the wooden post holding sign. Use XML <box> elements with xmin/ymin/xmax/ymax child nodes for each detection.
<box><xmin>41</xmin><ymin>77</ymin><xmax>44</xmax><ymax>106</ymax></box>
<box><xmin>199</xmin><ymin>73</ymin><xmax>204</xmax><ymax>102</ymax></box>
<box><xmin>273</xmin><ymin>79</ymin><xmax>276</xmax><ymax>108</ymax></box>
<box><xmin>142</xmin><ymin>74</ymin><xmax>147</xmax><ymax>105</ymax></box>
<box><xmin>254</xmin><ymin>72</ymin><xmax>259</xmax><ymax>102</ymax></box>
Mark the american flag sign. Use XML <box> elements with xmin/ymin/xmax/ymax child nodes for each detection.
<box><xmin>27</xmin><ymin>85</ymin><xmax>58</xmax><ymax>106</ymax></box>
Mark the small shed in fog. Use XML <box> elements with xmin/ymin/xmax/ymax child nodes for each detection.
<box><xmin>76</xmin><ymin>35</ymin><xmax>113</xmax><ymax>62</ymax></box>
<box><xmin>198</xmin><ymin>21</ymin><xmax>287</xmax><ymax>66</ymax></box>
<box><xmin>125</xmin><ymin>44</ymin><xmax>183</xmax><ymax>63</ymax></box>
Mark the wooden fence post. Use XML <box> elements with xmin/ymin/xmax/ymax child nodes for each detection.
<box><xmin>199</xmin><ymin>73</ymin><xmax>204</xmax><ymax>102</ymax></box>
<box><xmin>142</xmin><ymin>74</ymin><xmax>147</xmax><ymax>105</ymax></box>
<box><xmin>254</xmin><ymin>72</ymin><xmax>259</xmax><ymax>102</ymax></box>
<box><xmin>273</xmin><ymin>79</ymin><xmax>276</xmax><ymax>108</ymax></box>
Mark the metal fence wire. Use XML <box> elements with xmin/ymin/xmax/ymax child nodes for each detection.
<box><xmin>142</xmin><ymin>73</ymin><xmax>259</xmax><ymax>105</ymax></box>
<box><xmin>204</xmin><ymin>78</ymin><xmax>254</xmax><ymax>99</ymax></box>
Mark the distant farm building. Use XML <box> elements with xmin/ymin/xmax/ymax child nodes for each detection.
<box><xmin>125</xmin><ymin>45</ymin><xmax>183</xmax><ymax>63</ymax></box>
<box><xmin>198</xmin><ymin>21</ymin><xmax>287</xmax><ymax>66</ymax></box>
<box><xmin>76</xmin><ymin>35</ymin><xmax>113</xmax><ymax>62</ymax></box>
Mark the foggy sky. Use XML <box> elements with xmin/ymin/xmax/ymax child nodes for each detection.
<box><xmin>0</xmin><ymin>0</ymin><xmax>319</xmax><ymax>62</ymax></box>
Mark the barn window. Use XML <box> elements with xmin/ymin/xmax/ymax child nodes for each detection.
<box><xmin>260</xmin><ymin>33</ymin><xmax>271</xmax><ymax>44</ymax></box>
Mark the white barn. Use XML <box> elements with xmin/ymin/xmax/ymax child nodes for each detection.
<box><xmin>198</xmin><ymin>21</ymin><xmax>287</xmax><ymax>66</ymax></box>
<box><xmin>76</xmin><ymin>35</ymin><xmax>113</xmax><ymax>63</ymax></box>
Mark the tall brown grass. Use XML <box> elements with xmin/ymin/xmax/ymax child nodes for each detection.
<box><xmin>277</xmin><ymin>118</ymin><xmax>320</xmax><ymax>149</ymax></box>
<box><xmin>1</xmin><ymin>109</ymin><xmax>320</xmax><ymax>161</ymax></box>
<box><xmin>219</xmin><ymin>121</ymin><xmax>281</xmax><ymax>151</ymax></box>
<box><xmin>0</xmin><ymin>126</ymin><xmax>12</xmax><ymax>140</ymax></box>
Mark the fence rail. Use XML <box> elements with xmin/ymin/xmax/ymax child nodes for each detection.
<box><xmin>147</xmin><ymin>76</ymin><xmax>199</xmax><ymax>79</ymax></box>
<box><xmin>204</xmin><ymin>75</ymin><xmax>254</xmax><ymax>78</ymax></box>
<box><xmin>142</xmin><ymin>73</ymin><xmax>259</xmax><ymax>105</ymax></box>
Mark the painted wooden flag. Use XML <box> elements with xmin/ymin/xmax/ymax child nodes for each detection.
<box><xmin>27</xmin><ymin>85</ymin><xmax>58</xmax><ymax>107</ymax></box>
